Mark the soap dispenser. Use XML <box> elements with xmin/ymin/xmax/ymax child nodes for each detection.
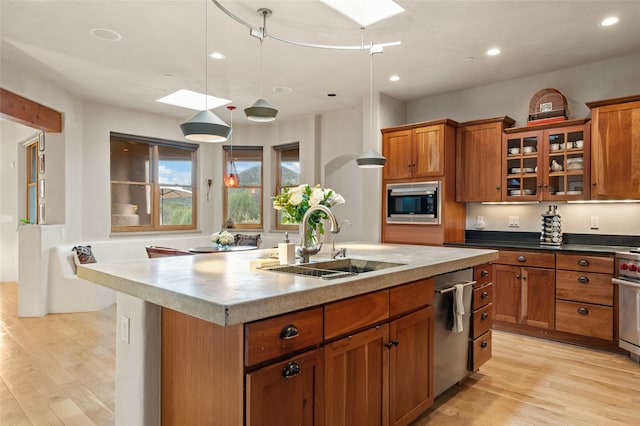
<box><xmin>278</xmin><ymin>232</ymin><xmax>296</xmax><ymax>265</ymax></box>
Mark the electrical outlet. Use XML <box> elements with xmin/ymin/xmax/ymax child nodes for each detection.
<box><xmin>590</xmin><ymin>216</ymin><xmax>600</xmax><ymax>229</ymax></box>
<box><xmin>121</xmin><ymin>316</ymin><xmax>130</xmax><ymax>344</ymax></box>
<box><xmin>508</xmin><ymin>216</ymin><xmax>520</xmax><ymax>227</ymax></box>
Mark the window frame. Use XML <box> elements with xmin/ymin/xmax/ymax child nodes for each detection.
<box><xmin>25</xmin><ymin>140</ymin><xmax>40</xmax><ymax>224</ymax></box>
<box><xmin>110</xmin><ymin>132</ymin><xmax>198</xmax><ymax>233</ymax></box>
<box><xmin>273</xmin><ymin>142</ymin><xmax>300</xmax><ymax>231</ymax></box>
<box><xmin>223</xmin><ymin>145</ymin><xmax>264</xmax><ymax>230</ymax></box>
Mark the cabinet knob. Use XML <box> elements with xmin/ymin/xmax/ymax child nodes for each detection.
<box><xmin>517</xmin><ymin>255</ymin><xmax>527</xmax><ymax>262</ymax></box>
<box><xmin>480</xmin><ymin>340</ymin><xmax>488</xmax><ymax>348</ymax></box>
<box><xmin>481</xmin><ymin>269</ymin><xmax>489</xmax><ymax>277</ymax></box>
<box><xmin>392</xmin><ymin>340</ymin><xmax>400</xmax><ymax>346</ymax></box>
<box><xmin>496</xmin><ymin>186</ymin><xmax>500</xmax><ymax>191</ymax></box>
<box><xmin>516</xmin><ymin>274</ymin><xmax>521</xmax><ymax>279</ymax></box>
<box><xmin>384</xmin><ymin>342</ymin><xmax>394</xmax><ymax>349</ymax></box>
<box><xmin>577</xmin><ymin>307</ymin><xmax>589</xmax><ymax>315</ymax></box>
<box><xmin>578</xmin><ymin>275</ymin><xmax>590</xmax><ymax>283</ymax></box>
<box><xmin>481</xmin><ymin>312</ymin><xmax>489</xmax><ymax>320</ymax></box>
<box><xmin>481</xmin><ymin>291</ymin><xmax>489</xmax><ymax>299</ymax></box>
<box><xmin>592</xmin><ymin>182</ymin><xmax>597</xmax><ymax>186</ymax></box>
<box><xmin>279</xmin><ymin>324</ymin><xmax>299</xmax><ymax>340</ymax></box>
<box><xmin>281</xmin><ymin>361</ymin><xmax>301</xmax><ymax>379</ymax></box>
<box><xmin>578</xmin><ymin>259</ymin><xmax>590</xmax><ymax>267</ymax></box>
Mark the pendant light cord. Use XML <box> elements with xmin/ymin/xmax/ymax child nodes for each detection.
<box><xmin>370</xmin><ymin>42</ymin><xmax>374</xmax><ymax>142</ymax></box>
<box><xmin>205</xmin><ymin>0</ymin><xmax>209</xmax><ymax>111</ymax></box>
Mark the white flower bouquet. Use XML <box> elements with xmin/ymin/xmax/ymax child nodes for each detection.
<box><xmin>210</xmin><ymin>230</ymin><xmax>235</xmax><ymax>246</ymax></box>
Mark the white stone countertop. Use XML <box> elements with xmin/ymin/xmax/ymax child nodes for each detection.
<box><xmin>78</xmin><ymin>242</ymin><xmax>498</xmax><ymax>326</ymax></box>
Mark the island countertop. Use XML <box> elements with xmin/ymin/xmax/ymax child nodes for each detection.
<box><xmin>78</xmin><ymin>242</ymin><xmax>497</xmax><ymax>326</ymax></box>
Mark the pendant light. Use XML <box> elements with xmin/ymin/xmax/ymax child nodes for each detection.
<box><xmin>224</xmin><ymin>106</ymin><xmax>240</xmax><ymax>188</ymax></box>
<box><xmin>356</xmin><ymin>42</ymin><xmax>386</xmax><ymax>168</ymax></box>
<box><xmin>180</xmin><ymin>0</ymin><xmax>232</xmax><ymax>142</ymax></box>
<box><xmin>244</xmin><ymin>8</ymin><xmax>278</xmax><ymax>122</ymax></box>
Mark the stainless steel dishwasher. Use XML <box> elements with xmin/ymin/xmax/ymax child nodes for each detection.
<box><xmin>433</xmin><ymin>268</ymin><xmax>474</xmax><ymax>397</ymax></box>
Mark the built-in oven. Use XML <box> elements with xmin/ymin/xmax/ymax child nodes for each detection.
<box><xmin>386</xmin><ymin>181</ymin><xmax>441</xmax><ymax>224</ymax></box>
<box><xmin>613</xmin><ymin>250</ymin><xmax>640</xmax><ymax>363</ymax></box>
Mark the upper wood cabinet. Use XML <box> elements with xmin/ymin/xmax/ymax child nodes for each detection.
<box><xmin>382</xmin><ymin>119</ymin><xmax>458</xmax><ymax>180</ymax></box>
<box><xmin>586</xmin><ymin>95</ymin><xmax>640</xmax><ymax>200</ymax></box>
<box><xmin>502</xmin><ymin>119</ymin><xmax>591</xmax><ymax>202</ymax></box>
<box><xmin>456</xmin><ymin>116</ymin><xmax>515</xmax><ymax>202</ymax></box>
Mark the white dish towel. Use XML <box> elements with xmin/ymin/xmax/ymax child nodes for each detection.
<box><xmin>452</xmin><ymin>283</ymin><xmax>466</xmax><ymax>333</ymax></box>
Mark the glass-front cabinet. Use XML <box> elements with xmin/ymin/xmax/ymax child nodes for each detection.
<box><xmin>502</xmin><ymin>119</ymin><xmax>590</xmax><ymax>201</ymax></box>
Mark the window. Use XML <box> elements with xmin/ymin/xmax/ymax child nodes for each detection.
<box><xmin>110</xmin><ymin>132</ymin><xmax>198</xmax><ymax>232</ymax></box>
<box><xmin>273</xmin><ymin>143</ymin><xmax>300</xmax><ymax>230</ymax></box>
<box><xmin>223</xmin><ymin>146</ymin><xmax>263</xmax><ymax>229</ymax></box>
<box><xmin>25</xmin><ymin>141</ymin><xmax>39</xmax><ymax>224</ymax></box>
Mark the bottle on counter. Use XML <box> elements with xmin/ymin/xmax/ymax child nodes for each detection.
<box><xmin>278</xmin><ymin>232</ymin><xmax>296</xmax><ymax>265</ymax></box>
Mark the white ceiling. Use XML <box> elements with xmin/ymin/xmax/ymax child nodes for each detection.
<box><xmin>2</xmin><ymin>1</ymin><xmax>640</xmax><ymax>125</ymax></box>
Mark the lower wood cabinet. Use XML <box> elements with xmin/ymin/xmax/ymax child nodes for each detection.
<box><xmin>470</xmin><ymin>264</ymin><xmax>494</xmax><ymax>371</ymax></box>
<box><xmin>246</xmin><ymin>348</ymin><xmax>324</xmax><ymax>426</ymax></box>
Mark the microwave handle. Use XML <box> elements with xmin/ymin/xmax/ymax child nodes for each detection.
<box><xmin>389</xmin><ymin>188</ymin><xmax>435</xmax><ymax>196</ymax></box>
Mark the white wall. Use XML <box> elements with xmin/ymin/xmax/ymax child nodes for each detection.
<box><xmin>406</xmin><ymin>52</ymin><xmax>640</xmax><ymax>236</ymax></box>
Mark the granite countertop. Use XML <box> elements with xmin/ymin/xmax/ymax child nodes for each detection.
<box><xmin>445</xmin><ymin>231</ymin><xmax>640</xmax><ymax>255</ymax></box>
<box><xmin>77</xmin><ymin>242</ymin><xmax>497</xmax><ymax>326</ymax></box>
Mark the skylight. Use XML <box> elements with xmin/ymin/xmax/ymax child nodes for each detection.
<box><xmin>157</xmin><ymin>89</ymin><xmax>231</xmax><ymax>111</ymax></box>
<box><xmin>319</xmin><ymin>0</ymin><xmax>404</xmax><ymax>27</ymax></box>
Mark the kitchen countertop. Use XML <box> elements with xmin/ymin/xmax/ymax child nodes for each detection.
<box><xmin>77</xmin><ymin>242</ymin><xmax>497</xmax><ymax>326</ymax></box>
<box><xmin>445</xmin><ymin>231</ymin><xmax>640</xmax><ymax>255</ymax></box>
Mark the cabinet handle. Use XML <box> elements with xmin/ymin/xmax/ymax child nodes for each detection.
<box><xmin>578</xmin><ymin>259</ymin><xmax>590</xmax><ymax>267</ymax></box>
<box><xmin>496</xmin><ymin>186</ymin><xmax>500</xmax><ymax>191</ymax></box>
<box><xmin>392</xmin><ymin>340</ymin><xmax>399</xmax><ymax>346</ymax></box>
<box><xmin>515</xmin><ymin>274</ymin><xmax>521</xmax><ymax>279</ymax></box>
<box><xmin>592</xmin><ymin>182</ymin><xmax>597</xmax><ymax>186</ymax></box>
<box><xmin>481</xmin><ymin>269</ymin><xmax>489</xmax><ymax>277</ymax></box>
<box><xmin>481</xmin><ymin>312</ymin><xmax>489</xmax><ymax>320</ymax></box>
<box><xmin>384</xmin><ymin>342</ymin><xmax>394</xmax><ymax>349</ymax></box>
<box><xmin>577</xmin><ymin>307</ymin><xmax>589</xmax><ymax>315</ymax></box>
<box><xmin>578</xmin><ymin>275</ymin><xmax>590</xmax><ymax>283</ymax></box>
<box><xmin>281</xmin><ymin>361</ymin><xmax>301</xmax><ymax>379</ymax></box>
<box><xmin>480</xmin><ymin>341</ymin><xmax>488</xmax><ymax>348</ymax></box>
<box><xmin>481</xmin><ymin>291</ymin><xmax>489</xmax><ymax>299</ymax></box>
<box><xmin>517</xmin><ymin>255</ymin><xmax>527</xmax><ymax>262</ymax></box>
<box><xmin>279</xmin><ymin>324</ymin><xmax>299</xmax><ymax>340</ymax></box>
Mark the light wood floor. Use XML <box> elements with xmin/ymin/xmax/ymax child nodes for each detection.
<box><xmin>1</xmin><ymin>282</ymin><xmax>639</xmax><ymax>425</ymax></box>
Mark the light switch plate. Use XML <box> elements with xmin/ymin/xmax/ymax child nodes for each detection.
<box><xmin>508</xmin><ymin>216</ymin><xmax>520</xmax><ymax>227</ymax></box>
<box><xmin>590</xmin><ymin>216</ymin><xmax>600</xmax><ymax>229</ymax></box>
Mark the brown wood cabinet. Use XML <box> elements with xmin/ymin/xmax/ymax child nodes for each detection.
<box><xmin>456</xmin><ymin>117</ymin><xmax>515</xmax><ymax>202</ymax></box>
<box><xmin>587</xmin><ymin>95</ymin><xmax>640</xmax><ymax>200</ymax></box>
<box><xmin>493</xmin><ymin>250</ymin><xmax>555</xmax><ymax>330</ymax></box>
<box><xmin>381</xmin><ymin>119</ymin><xmax>465</xmax><ymax>245</ymax></box>
<box><xmin>555</xmin><ymin>253</ymin><xmax>614</xmax><ymax>341</ymax></box>
<box><xmin>470</xmin><ymin>264</ymin><xmax>494</xmax><ymax>371</ymax></box>
<box><xmin>502</xmin><ymin>119</ymin><xmax>591</xmax><ymax>201</ymax></box>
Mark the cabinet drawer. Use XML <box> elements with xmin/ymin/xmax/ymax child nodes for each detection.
<box><xmin>470</xmin><ymin>330</ymin><xmax>492</xmax><ymax>371</ymax></box>
<box><xmin>473</xmin><ymin>283</ymin><xmax>493</xmax><ymax>310</ymax></box>
<box><xmin>556</xmin><ymin>253</ymin><xmax>614</xmax><ymax>274</ymax></box>
<box><xmin>324</xmin><ymin>290</ymin><xmax>389</xmax><ymax>340</ymax></box>
<box><xmin>473</xmin><ymin>264</ymin><xmax>492</xmax><ymax>287</ymax></box>
<box><xmin>390</xmin><ymin>278</ymin><xmax>434</xmax><ymax>317</ymax></box>
<box><xmin>497</xmin><ymin>250</ymin><xmax>555</xmax><ymax>268</ymax></box>
<box><xmin>555</xmin><ymin>300</ymin><xmax>613</xmax><ymax>341</ymax></box>
<box><xmin>556</xmin><ymin>271</ymin><xmax>613</xmax><ymax>306</ymax></box>
<box><xmin>472</xmin><ymin>303</ymin><xmax>493</xmax><ymax>339</ymax></box>
<box><xmin>245</xmin><ymin>307</ymin><xmax>323</xmax><ymax>366</ymax></box>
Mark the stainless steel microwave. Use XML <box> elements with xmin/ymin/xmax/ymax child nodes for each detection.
<box><xmin>386</xmin><ymin>181</ymin><xmax>441</xmax><ymax>224</ymax></box>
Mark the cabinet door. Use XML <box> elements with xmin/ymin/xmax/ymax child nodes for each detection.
<box><xmin>246</xmin><ymin>348</ymin><xmax>324</xmax><ymax>426</ymax></box>
<box><xmin>325</xmin><ymin>325</ymin><xmax>389</xmax><ymax>426</ymax></box>
<box><xmin>456</xmin><ymin>122</ymin><xmax>503</xmax><ymax>202</ymax></box>
<box><xmin>389</xmin><ymin>307</ymin><xmax>434</xmax><ymax>426</ymax></box>
<box><xmin>493</xmin><ymin>264</ymin><xmax>521</xmax><ymax>324</ymax></box>
<box><xmin>522</xmin><ymin>267</ymin><xmax>555</xmax><ymax>330</ymax></box>
<box><xmin>503</xmin><ymin>131</ymin><xmax>542</xmax><ymax>201</ymax></box>
<box><xmin>383</xmin><ymin>129</ymin><xmax>413</xmax><ymax>180</ymax></box>
<box><xmin>413</xmin><ymin>125</ymin><xmax>444</xmax><ymax>177</ymax></box>
<box><xmin>542</xmin><ymin>124</ymin><xmax>590</xmax><ymax>200</ymax></box>
<box><xmin>591</xmin><ymin>100</ymin><xmax>640</xmax><ymax>199</ymax></box>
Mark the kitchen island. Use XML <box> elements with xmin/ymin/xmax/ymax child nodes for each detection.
<box><xmin>78</xmin><ymin>242</ymin><xmax>497</xmax><ymax>425</ymax></box>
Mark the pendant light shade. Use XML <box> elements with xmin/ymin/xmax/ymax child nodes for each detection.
<box><xmin>356</xmin><ymin>149</ymin><xmax>386</xmax><ymax>168</ymax></box>
<box><xmin>245</xmin><ymin>98</ymin><xmax>278</xmax><ymax>122</ymax></box>
<box><xmin>224</xmin><ymin>105</ymin><xmax>240</xmax><ymax>187</ymax></box>
<box><xmin>180</xmin><ymin>110</ymin><xmax>232</xmax><ymax>142</ymax></box>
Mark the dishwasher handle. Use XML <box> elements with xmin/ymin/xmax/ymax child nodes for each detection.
<box><xmin>612</xmin><ymin>277</ymin><xmax>640</xmax><ymax>289</ymax></box>
<box><xmin>435</xmin><ymin>280</ymin><xmax>476</xmax><ymax>294</ymax></box>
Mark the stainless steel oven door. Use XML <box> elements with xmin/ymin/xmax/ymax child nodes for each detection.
<box><xmin>613</xmin><ymin>277</ymin><xmax>640</xmax><ymax>361</ymax></box>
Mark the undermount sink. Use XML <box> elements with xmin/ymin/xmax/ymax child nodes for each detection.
<box><xmin>262</xmin><ymin>258</ymin><xmax>406</xmax><ymax>280</ymax></box>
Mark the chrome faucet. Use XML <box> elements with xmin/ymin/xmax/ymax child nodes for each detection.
<box><xmin>297</xmin><ymin>205</ymin><xmax>340</xmax><ymax>263</ymax></box>
<box><xmin>331</xmin><ymin>219</ymin><xmax>351</xmax><ymax>259</ymax></box>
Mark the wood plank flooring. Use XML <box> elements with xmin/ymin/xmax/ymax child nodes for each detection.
<box><xmin>1</xmin><ymin>281</ymin><xmax>639</xmax><ymax>425</ymax></box>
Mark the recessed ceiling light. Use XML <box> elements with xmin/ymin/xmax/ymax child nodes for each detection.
<box><xmin>157</xmin><ymin>89</ymin><xmax>231</xmax><ymax>111</ymax></box>
<box><xmin>273</xmin><ymin>86</ymin><xmax>293</xmax><ymax>94</ymax></box>
<box><xmin>90</xmin><ymin>28</ymin><xmax>122</xmax><ymax>41</ymax></box>
<box><xmin>487</xmin><ymin>48</ymin><xmax>501</xmax><ymax>56</ymax></box>
<box><xmin>464</xmin><ymin>56</ymin><xmax>475</xmax><ymax>61</ymax></box>
<box><xmin>389</xmin><ymin>75</ymin><xmax>400</xmax><ymax>82</ymax></box>
<box><xmin>600</xmin><ymin>16</ymin><xmax>620</xmax><ymax>26</ymax></box>
<box><xmin>319</xmin><ymin>0</ymin><xmax>404</xmax><ymax>27</ymax></box>
<box><xmin>210</xmin><ymin>52</ymin><xmax>225</xmax><ymax>59</ymax></box>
